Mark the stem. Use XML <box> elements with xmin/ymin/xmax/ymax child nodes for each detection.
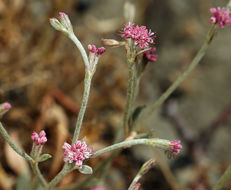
<box><xmin>72</xmin><ymin>72</ymin><xmax>92</xmax><ymax>143</ymax></box>
<box><xmin>94</xmin><ymin>138</ymin><xmax>170</xmax><ymax>157</ymax></box>
<box><xmin>0</xmin><ymin>122</ymin><xmax>34</xmax><ymax>162</ymax></box>
<box><xmin>123</xmin><ymin>62</ymin><xmax>136</xmax><ymax>137</ymax></box>
<box><xmin>136</xmin><ymin>25</ymin><xmax>216</xmax><ymax>127</ymax></box>
<box><xmin>30</xmin><ymin>162</ymin><xmax>47</xmax><ymax>187</ymax></box>
<box><xmin>128</xmin><ymin>158</ymin><xmax>155</xmax><ymax>190</ymax></box>
<box><xmin>212</xmin><ymin>163</ymin><xmax>231</xmax><ymax>190</ymax></box>
<box><xmin>45</xmin><ymin>164</ymin><xmax>73</xmax><ymax>190</ymax></box>
<box><xmin>68</xmin><ymin>33</ymin><xmax>89</xmax><ymax>69</ymax></box>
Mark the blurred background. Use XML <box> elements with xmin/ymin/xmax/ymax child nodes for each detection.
<box><xmin>0</xmin><ymin>0</ymin><xmax>231</xmax><ymax>189</ymax></box>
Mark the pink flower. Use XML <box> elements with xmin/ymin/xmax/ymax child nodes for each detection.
<box><xmin>210</xmin><ymin>7</ymin><xmax>231</xmax><ymax>28</ymax></box>
<box><xmin>3</xmin><ymin>103</ymin><xmax>11</xmax><ymax>111</ymax></box>
<box><xmin>144</xmin><ymin>47</ymin><xmax>158</xmax><ymax>62</ymax></box>
<box><xmin>118</xmin><ymin>22</ymin><xmax>156</xmax><ymax>49</ymax></box>
<box><xmin>133</xmin><ymin>183</ymin><xmax>141</xmax><ymax>190</ymax></box>
<box><xmin>170</xmin><ymin>140</ymin><xmax>182</xmax><ymax>154</ymax></box>
<box><xmin>88</xmin><ymin>44</ymin><xmax>106</xmax><ymax>56</ymax></box>
<box><xmin>62</xmin><ymin>141</ymin><xmax>93</xmax><ymax>168</ymax></box>
<box><xmin>31</xmin><ymin>130</ymin><xmax>47</xmax><ymax>146</ymax></box>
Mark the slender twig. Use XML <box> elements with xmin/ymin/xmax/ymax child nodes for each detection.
<box><xmin>30</xmin><ymin>162</ymin><xmax>47</xmax><ymax>187</ymax></box>
<box><xmin>0</xmin><ymin>122</ymin><xmax>34</xmax><ymax>162</ymax></box>
<box><xmin>128</xmin><ymin>158</ymin><xmax>156</xmax><ymax>190</ymax></box>
<box><xmin>123</xmin><ymin>62</ymin><xmax>136</xmax><ymax>136</ymax></box>
<box><xmin>212</xmin><ymin>163</ymin><xmax>231</xmax><ymax>190</ymax></box>
<box><xmin>72</xmin><ymin>72</ymin><xmax>92</xmax><ymax>143</ymax></box>
<box><xmin>68</xmin><ymin>33</ymin><xmax>89</xmax><ymax>69</ymax></box>
<box><xmin>136</xmin><ymin>24</ymin><xmax>216</xmax><ymax>128</ymax></box>
<box><xmin>94</xmin><ymin>138</ymin><xmax>171</xmax><ymax>157</ymax></box>
<box><xmin>45</xmin><ymin>164</ymin><xmax>74</xmax><ymax>190</ymax></box>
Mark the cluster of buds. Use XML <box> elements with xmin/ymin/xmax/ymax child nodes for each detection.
<box><xmin>31</xmin><ymin>130</ymin><xmax>47</xmax><ymax>146</ymax></box>
<box><xmin>118</xmin><ymin>22</ymin><xmax>156</xmax><ymax>49</ymax></box>
<box><xmin>210</xmin><ymin>7</ymin><xmax>231</xmax><ymax>28</ymax></box>
<box><xmin>62</xmin><ymin>141</ymin><xmax>93</xmax><ymax>168</ymax></box>
<box><xmin>87</xmin><ymin>44</ymin><xmax>106</xmax><ymax>74</ymax></box>
<box><xmin>170</xmin><ymin>140</ymin><xmax>182</xmax><ymax>154</ymax></box>
<box><xmin>49</xmin><ymin>12</ymin><xmax>73</xmax><ymax>35</ymax></box>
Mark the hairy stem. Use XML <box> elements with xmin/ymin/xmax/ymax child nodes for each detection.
<box><xmin>94</xmin><ymin>138</ymin><xmax>170</xmax><ymax>157</ymax></box>
<box><xmin>45</xmin><ymin>164</ymin><xmax>73</xmax><ymax>190</ymax></box>
<box><xmin>0</xmin><ymin>122</ymin><xmax>34</xmax><ymax>162</ymax></box>
<box><xmin>68</xmin><ymin>33</ymin><xmax>89</xmax><ymax>69</ymax></box>
<box><xmin>123</xmin><ymin>62</ymin><xmax>136</xmax><ymax>137</ymax></box>
<box><xmin>72</xmin><ymin>72</ymin><xmax>92</xmax><ymax>143</ymax></box>
<box><xmin>212</xmin><ymin>163</ymin><xmax>231</xmax><ymax>190</ymax></box>
<box><xmin>30</xmin><ymin>162</ymin><xmax>47</xmax><ymax>187</ymax></box>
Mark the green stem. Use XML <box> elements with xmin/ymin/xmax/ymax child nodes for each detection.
<box><xmin>68</xmin><ymin>33</ymin><xmax>89</xmax><ymax>69</ymax></box>
<box><xmin>72</xmin><ymin>72</ymin><xmax>92</xmax><ymax>143</ymax></box>
<box><xmin>0</xmin><ymin>122</ymin><xmax>34</xmax><ymax>162</ymax></box>
<box><xmin>212</xmin><ymin>163</ymin><xmax>231</xmax><ymax>190</ymax></box>
<box><xmin>94</xmin><ymin>138</ymin><xmax>170</xmax><ymax>157</ymax></box>
<box><xmin>45</xmin><ymin>164</ymin><xmax>73</xmax><ymax>190</ymax></box>
<box><xmin>136</xmin><ymin>25</ymin><xmax>216</xmax><ymax>127</ymax></box>
<box><xmin>128</xmin><ymin>158</ymin><xmax>155</xmax><ymax>190</ymax></box>
<box><xmin>123</xmin><ymin>62</ymin><xmax>136</xmax><ymax>137</ymax></box>
<box><xmin>30</xmin><ymin>162</ymin><xmax>47</xmax><ymax>187</ymax></box>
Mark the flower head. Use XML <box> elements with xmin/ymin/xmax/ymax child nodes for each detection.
<box><xmin>31</xmin><ymin>130</ymin><xmax>47</xmax><ymax>146</ymax></box>
<box><xmin>118</xmin><ymin>22</ymin><xmax>156</xmax><ymax>49</ymax></box>
<box><xmin>62</xmin><ymin>141</ymin><xmax>93</xmax><ymax>168</ymax></box>
<box><xmin>144</xmin><ymin>47</ymin><xmax>158</xmax><ymax>62</ymax></box>
<box><xmin>170</xmin><ymin>140</ymin><xmax>182</xmax><ymax>154</ymax></box>
<box><xmin>49</xmin><ymin>12</ymin><xmax>73</xmax><ymax>35</ymax></box>
<box><xmin>210</xmin><ymin>7</ymin><xmax>231</xmax><ymax>28</ymax></box>
<box><xmin>0</xmin><ymin>102</ymin><xmax>11</xmax><ymax>115</ymax></box>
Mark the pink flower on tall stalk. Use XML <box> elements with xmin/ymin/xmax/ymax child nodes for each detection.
<box><xmin>210</xmin><ymin>7</ymin><xmax>231</xmax><ymax>28</ymax></box>
<box><xmin>144</xmin><ymin>47</ymin><xmax>158</xmax><ymax>62</ymax></box>
<box><xmin>118</xmin><ymin>22</ymin><xmax>156</xmax><ymax>49</ymax></box>
<box><xmin>62</xmin><ymin>141</ymin><xmax>93</xmax><ymax>168</ymax></box>
<box><xmin>31</xmin><ymin>130</ymin><xmax>47</xmax><ymax>146</ymax></box>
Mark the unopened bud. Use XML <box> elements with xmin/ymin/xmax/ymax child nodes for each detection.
<box><xmin>101</xmin><ymin>38</ymin><xmax>125</xmax><ymax>47</ymax></box>
<box><xmin>50</xmin><ymin>12</ymin><xmax>73</xmax><ymax>35</ymax></box>
<box><xmin>0</xmin><ymin>102</ymin><xmax>11</xmax><ymax>115</ymax></box>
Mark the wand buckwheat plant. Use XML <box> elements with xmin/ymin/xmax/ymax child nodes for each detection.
<box><xmin>1</xmin><ymin>1</ymin><xmax>231</xmax><ymax>189</ymax></box>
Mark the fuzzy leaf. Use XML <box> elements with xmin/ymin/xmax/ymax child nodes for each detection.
<box><xmin>37</xmin><ymin>154</ymin><xmax>52</xmax><ymax>162</ymax></box>
<box><xmin>78</xmin><ymin>165</ymin><xmax>93</xmax><ymax>175</ymax></box>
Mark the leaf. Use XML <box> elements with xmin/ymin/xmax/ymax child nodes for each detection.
<box><xmin>37</xmin><ymin>154</ymin><xmax>52</xmax><ymax>162</ymax></box>
<box><xmin>78</xmin><ymin>165</ymin><xmax>93</xmax><ymax>175</ymax></box>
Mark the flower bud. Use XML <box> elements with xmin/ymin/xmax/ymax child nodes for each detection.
<box><xmin>101</xmin><ymin>38</ymin><xmax>123</xmax><ymax>47</ymax></box>
<box><xmin>0</xmin><ymin>102</ymin><xmax>11</xmax><ymax>115</ymax></box>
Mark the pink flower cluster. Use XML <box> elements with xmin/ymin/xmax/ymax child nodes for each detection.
<box><xmin>170</xmin><ymin>140</ymin><xmax>182</xmax><ymax>154</ymax></box>
<box><xmin>31</xmin><ymin>130</ymin><xmax>47</xmax><ymax>146</ymax></box>
<box><xmin>210</xmin><ymin>7</ymin><xmax>231</xmax><ymax>28</ymax></box>
<box><xmin>62</xmin><ymin>141</ymin><xmax>93</xmax><ymax>168</ymax></box>
<box><xmin>144</xmin><ymin>47</ymin><xmax>158</xmax><ymax>62</ymax></box>
<box><xmin>118</xmin><ymin>22</ymin><xmax>156</xmax><ymax>49</ymax></box>
<box><xmin>88</xmin><ymin>44</ymin><xmax>106</xmax><ymax>56</ymax></box>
